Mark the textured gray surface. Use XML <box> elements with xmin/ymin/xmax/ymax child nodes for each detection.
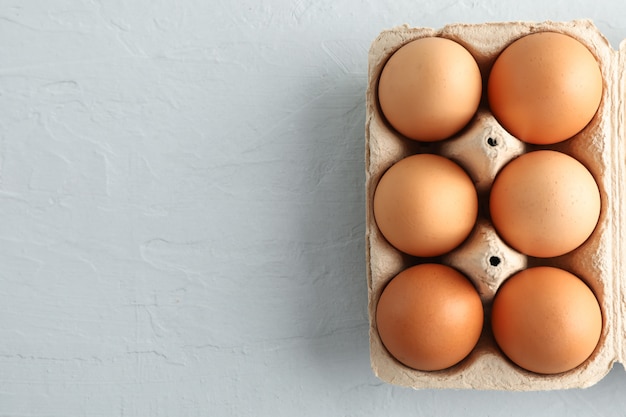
<box><xmin>2</xmin><ymin>1</ymin><xmax>626</xmax><ymax>416</ymax></box>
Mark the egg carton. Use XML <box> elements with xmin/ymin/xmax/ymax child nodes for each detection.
<box><xmin>365</xmin><ymin>19</ymin><xmax>626</xmax><ymax>390</ymax></box>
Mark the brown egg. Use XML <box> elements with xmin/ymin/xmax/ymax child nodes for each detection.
<box><xmin>373</xmin><ymin>154</ymin><xmax>478</xmax><ymax>257</ymax></box>
<box><xmin>491</xmin><ymin>267</ymin><xmax>602</xmax><ymax>374</ymax></box>
<box><xmin>378</xmin><ymin>37</ymin><xmax>482</xmax><ymax>142</ymax></box>
<box><xmin>376</xmin><ymin>263</ymin><xmax>483</xmax><ymax>371</ymax></box>
<box><xmin>488</xmin><ymin>32</ymin><xmax>602</xmax><ymax>145</ymax></box>
<box><xmin>489</xmin><ymin>150</ymin><xmax>600</xmax><ymax>258</ymax></box>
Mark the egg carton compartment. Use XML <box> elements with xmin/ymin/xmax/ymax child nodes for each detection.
<box><xmin>365</xmin><ymin>19</ymin><xmax>624</xmax><ymax>390</ymax></box>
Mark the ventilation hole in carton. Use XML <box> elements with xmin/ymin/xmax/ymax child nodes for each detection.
<box><xmin>487</xmin><ymin>137</ymin><xmax>498</xmax><ymax>147</ymax></box>
<box><xmin>489</xmin><ymin>256</ymin><xmax>501</xmax><ymax>267</ymax></box>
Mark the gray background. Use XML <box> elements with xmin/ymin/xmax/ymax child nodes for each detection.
<box><xmin>2</xmin><ymin>1</ymin><xmax>626</xmax><ymax>416</ymax></box>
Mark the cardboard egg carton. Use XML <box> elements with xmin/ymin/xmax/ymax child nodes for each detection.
<box><xmin>365</xmin><ymin>19</ymin><xmax>625</xmax><ymax>390</ymax></box>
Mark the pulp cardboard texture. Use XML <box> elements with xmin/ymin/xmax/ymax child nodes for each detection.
<box><xmin>365</xmin><ymin>19</ymin><xmax>626</xmax><ymax>390</ymax></box>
